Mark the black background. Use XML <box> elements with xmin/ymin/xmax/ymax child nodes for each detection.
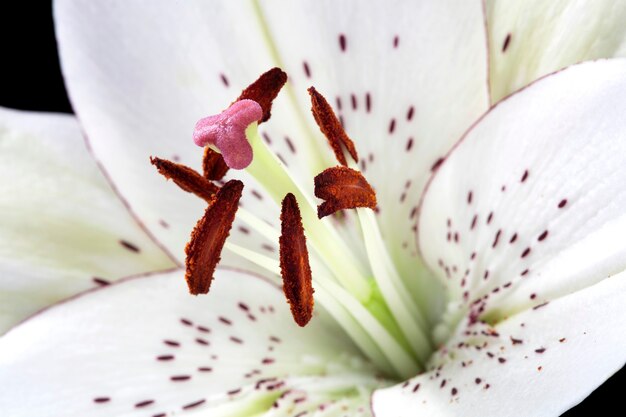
<box><xmin>0</xmin><ymin>3</ymin><xmax>623</xmax><ymax>415</ymax></box>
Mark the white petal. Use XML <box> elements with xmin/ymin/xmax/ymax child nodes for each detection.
<box><xmin>257</xmin><ymin>0</ymin><xmax>489</xmax><ymax>321</ymax></box>
<box><xmin>0</xmin><ymin>268</ymin><xmax>380</xmax><ymax>416</ymax></box>
<box><xmin>55</xmin><ymin>0</ymin><xmax>490</xmax><ymax>321</ymax></box>
<box><xmin>417</xmin><ymin>59</ymin><xmax>626</xmax><ymax>323</ymax></box>
<box><xmin>372</xmin><ymin>269</ymin><xmax>626</xmax><ymax>417</ymax></box>
<box><xmin>53</xmin><ymin>0</ymin><xmax>313</xmax><ymax>264</ymax></box>
<box><xmin>487</xmin><ymin>0</ymin><xmax>626</xmax><ymax>102</ymax></box>
<box><xmin>0</xmin><ymin>108</ymin><xmax>173</xmax><ymax>333</ymax></box>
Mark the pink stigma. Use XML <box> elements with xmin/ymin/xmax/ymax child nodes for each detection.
<box><xmin>193</xmin><ymin>99</ymin><xmax>263</xmax><ymax>169</ymax></box>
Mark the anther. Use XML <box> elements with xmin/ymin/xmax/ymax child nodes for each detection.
<box><xmin>308</xmin><ymin>87</ymin><xmax>358</xmax><ymax>166</ymax></box>
<box><xmin>150</xmin><ymin>156</ymin><xmax>218</xmax><ymax>203</ymax></box>
<box><xmin>279</xmin><ymin>193</ymin><xmax>314</xmax><ymax>327</ymax></box>
<box><xmin>314</xmin><ymin>166</ymin><xmax>377</xmax><ymax>218</ymax></box>
<box><xmin>185</xmin><ymin>180</ymin><xmax>243</xmax><ymax>295</ymax></box>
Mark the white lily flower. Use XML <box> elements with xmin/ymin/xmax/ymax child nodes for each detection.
<box><xmin>1</xmin><ymin>1</ymin><xmax>626</xmax><ymax>416</ymax></box>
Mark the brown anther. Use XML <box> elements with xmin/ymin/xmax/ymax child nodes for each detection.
<box><xmin>308</xmin><ymin>86</ymin><xmax>358</xmax><ymax>166</ymax></box>
<box><xmin>314</xmin><ymin>166</ymin><xmax>377</xmax><ymax>218</ymax></box>
<box><xmin>236</xmin><ymin>67</ymin><xmax>287</xmax><ymax>123</ymax></box>
<box><xmin>150</xmin><ymin>156</ymin><xmax>218</xmax><ymax>203</ymax></box>
<box><xmin>185</xmin><ymin>180</ymin><xmax>243</xmax><ymax>295</ymax></box>
<box><xmin>279</xmin><ymin>193</ymin><xmax>314</xmax><ymax>327</ymax></box>
<box><xmin>202</xmin><ymin>147</ymin><xmax>229</xmax><ymax>181</ymax></box>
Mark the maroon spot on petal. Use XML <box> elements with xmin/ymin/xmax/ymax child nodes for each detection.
<box><xmin>520</xmin><ymin>169</ymin><xmax>529</xmax><ymax>183</ymax></box>
<box><xmin>559</xmin><ymin>338</ymin><xmax>567</xmax><ymax>343</ymax></box>
<box><xmin>153</xmin><ymin>413</ymin><xmax>166</xmax><ymax>417</ymax></box>
<box><xmin>521</xmin><ymin>269</ymin><xmax>529</xmax><ymax>277</ymax></box>
<box><xmin>530</xmin><ymin>293</ymin><xmax>537</xmax><ymax>300</ymax></box>
<box><xmin>163</xmin><ymin>340</ymin><xmax>180</xmax><ymax>347</ymax></box>
<box><xmin>451</xmin><ymin>388</ymin><xmax>458</xmax><ymax>396</ymax></box>
<box><xmin>535</xmin><ymin>347</ymin><xmax>546</xmax><ymax>354</ymax></box>
<box><xmin>492</xmin><ymin>229</ymin><xmax>502</xmax><ymax>248</ymax></box>
<box><xmin>196</xmin><ymin>338</ymin><xmax>209</xmax><ymax>346</ymax></box>
<box><xmin>156</xmin><ymin>355</ymin><xmax>175</xmax><ymax>361</ymax></box>
<box><xmin>467</xmin><ymin>191</ymin><xmax>473</xmax><ymax>205</ymax></box>
<box><xmin>262</xmin><ymin>132</ymin><xmax>272</xmax><ymax>144</ymax></box>
<box><xmin>92</xmin><ymin>277</ymin><xmax>110</xmax><ymax>286</ymax></box>
<box><xmin>171</xmin><ymin>375</ymin><xmax>191</xmax><ymax>382</ymax></box>
<box><xmin>251</xmin><ymin>190</ymin><xmax>264</xmax><ymax>200</ymax></box>
<box><xmin>486</xmin><ymin>212</ymin><xmax>493</xmax><ymax>224</ymax></box>
<box><xmin>228</xmin><ymin>388</ymin><xmax>242</xmax><ymax>396</ymax></box>
<box><xmin>93</xmin><ymin>397</ymin><xmax>110</xmax><ymax>404</ymax></box>
<box><xmin>238</xmin><ymin>302</ymin><xmax>250</xmax><ymax>312</ymax></box>
<box><xmin>406</xmin><ymin>138</ymin><xmax>414</xmax><ymax>152</ymax></box>
<box><xmin>351</xmin><ymin>94</ymin><xmax>358</xmax><ymax>110</ymax></box>
<box><xmin>475</xmin><ymin>378</ymin><xmax>482</xmax><ymax>384</ymax></box>
<box><xmin>538</xmin><ymin>230</ymin><xmax>549</xmax><ymax>241</ymax></box>
<box><xmin>406</xmin><ymin>106</ymin><xmax>415</xmax><ymax>121</ymax></box>
<box><xmin>521</xmin><ymin>247</ymin><xmax>531</xmax><ymax>258</ymax></box>
<box><xmin>262</xmin><ymin>358</ymin><xmax>275</xmax><ymax>365</ymax></box>
<box><xmin>220</xmin><ymin>73</ymin><xmax>229</xmax><ymax>87</ymax></box>
<box><xmin>336</xmin><ymin>96</ymin><xmax>342</xmax><ymax>110</ymax></box>
<box><xmin>502</xmin><ymin>33</ymin><xmax>512</xmax><ymax>53</ymax></box>
<box><xmin>135</xmin><ymin>400</ymin><xmax>155</xmax><ymax>408</ymax></box>
<box><xmin>302</xmin><ymin>61</ymin><xmax>311</xmax><ymax>78</ymax></box>
<box><xmin>180</xmin><ymin>318</ymin><xmax>193</xmax><ymax>326</ymax></box>
<box><xmin>158</xmin><ymin>219</ymin><xmax>169</xmax><ymax>228</ymax></box>
<box><xmin>431</xmin><ymin>157</ymin><xmax>445</xmax><ymax>172</ymax></box>
<box><xmin>470</xmin><ymin>214</ymin><xmax>478</xmax><ymax>230</ymax></box>
<box><xmin>387</xmin><ymin>119</ymin><xmax>396</xmax><ymax>134</ymax></box>
<box><xmin>393</xmin><ymin>35</ymin><xmax>400</xmax><ymax>48</ymax></box>
<box><xmin>558</xmin><ymin>199</ymin><xmax>568</xmax><ymax>208</ymax></box>
<box><xmin>413</xmin><ymin>383</ymin><xmax>420</xmax><ymax>392</ymax></box>
<box><xmin>338</xmin><ymin>34</ymin><xmax>347</xmax><ymax>51</ymax></box>
<box><xmin>230</xmin><ymin>336</ymin><xmax>244</xmax><ymax>344</ymax></box>
<box><xmin>119</xmin><ymin>240</ymin><xmax>140</xmax><ymax>253</ymax></box>
<box><xmin>284</xmin><ymin>137</ymin><xmax>296</xmax><ymax>154</ymax></box>
<box><xmin>198</xmin><ymin>367</ymin><xmax>213</xmax><ymax>372</ymax></box>
<box><xmin>182</xmin><ymin>399</ymin><xmax>206</xmax><ymax>410</ymax></box>
<box><xmin>197</xmin><ymin>326</ymin><xmax>210</xmax><ymax>333</ymax></box>
<box><xmin>219</xmin><ymin>317</ymin><xmax>232</xmax><ymax>325</ymax></box>
<box><xmin>262</xmin><ymin>243</ymin><xmax>275</xmax><ymax>253</ymax></box>
<box><xmin>510</xmin><ymin>233</ymin><xmax>518</xmax><ymax>244</ymax></box>
<box><xmin>498</xmin><ymin>357</ymin><xmax>507</xmax><ymax>364</ymax></box>
<box><xmin>510</xmin><ymin>336</ymin><xmax>523</xmax><ymax>345</ymax></box>
<box><xmin>365</xmin><ymin>92</ymin><xmax>372</xmax><ymax>113</ymax></box>
<box><xmin>533</xmin><ymin>301</ymin><xmax>549</xmax><ymax>310</ymax></box>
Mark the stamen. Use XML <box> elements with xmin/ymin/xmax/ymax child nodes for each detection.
<box><xmin>308</xmin><ymin>87</ymin><xmax>358</xmax><ymax>166</ymax></box>
<box><xmin>150</xmin><ymin>156</ymin><xmax>218</xmax><ymax>203</ymax></box>
<box><xmin>279</xmin><ymin>193</ymin><xmax>314</xmax><ymax>327</ymax></box>
<box><xmin>193</xmin><ymin>99</ymin><xmax>262</xmax><ymax>169</ymax></box>
<box><xmin>314</xmin><ymin>166</ymin><xmax>377</xmax><ymax>218</ymax></box>
<box><xmin>202</xmin><ymin>147</ymin><xmax>229</xmax><ymax>180</ymax></box>
<box><xmin>236</xmin><ymin>67</ymin><xmax>288</xmax><ymax>123</ymax></box>
<box><xmin>185</xmin><ymin>180</ymin><xmax>243</xmax><ymax>295</ymax></box>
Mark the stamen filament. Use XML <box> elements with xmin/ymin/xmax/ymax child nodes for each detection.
<box><xmin>356</xmin><ymin>207</ymin><xmax>433</xmax><ymax>364</ymax></box>
<box><xmin>223</xmin><ymin>242</ymin><xmax>420</xmax><ymax>378</ymax></box>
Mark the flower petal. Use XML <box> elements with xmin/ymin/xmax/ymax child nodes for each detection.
<box><xmin>0</xmin><ymin>268</ymin><xmax>381</xmax><ymax>416</ymax></box>
<box><xmin>53</xmin><ymin>0</ymin><xmax>312</xmax><ymax>264</ymax></box>
<box><xmin>55</xmin><ymin>0</ymin><xmax>490</xmax><ymax>320</ymax></box>
<box><xmin>372</xmin><ymin>270</ymin><xmax>626</xmax><ymax>416</ymax></box>
<box><xmin>417</xmin><ymin>59</ymin><xmax>626</xmax><ymax>322</ymax></box>
<box><xmin>0</xmin><ymin>108</ymin><xmax>173</xmax><ymax>333</ymax></box>
<box><xmin>487</xmin><ymin>0</ymin><xmax>626</xmax><ymax>102</ymax></box>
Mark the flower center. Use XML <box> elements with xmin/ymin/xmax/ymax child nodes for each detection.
<box><xmin>151</xmin><ymin>68</ymin><xmax>440</xmax><ymax>380</ymax></box>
